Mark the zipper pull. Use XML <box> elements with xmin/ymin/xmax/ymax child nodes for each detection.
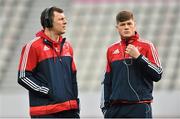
<box><xmin>59</xmin><ymin>58</ymin><xmax>62</xmax><ymax>62</ymax></box>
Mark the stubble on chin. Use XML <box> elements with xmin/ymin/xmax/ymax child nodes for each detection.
<box><xmin>58</xmin><ymin>31</ymin><xmax>65</xmax><ymax>35</ymax></box>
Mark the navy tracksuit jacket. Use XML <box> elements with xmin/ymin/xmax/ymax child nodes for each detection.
<box><xmin>100</xmin><ymin>33</ymin><xmax>163</xmax><ymax>112</ymax></box>
<box><xmin>18</xmin><ymin>30</ymin><xmax>79</xmax><ymax>116</ymax></box>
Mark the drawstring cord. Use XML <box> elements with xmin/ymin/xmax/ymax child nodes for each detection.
<box><xmin>43</xmin><ymin>38</ymin><xmax>66</xmax><ymax>63</ymax></box>
<box><xmin>52</xmin><ymin>38</ymin><xmax>66</xmax><ymax>63</ymax></box>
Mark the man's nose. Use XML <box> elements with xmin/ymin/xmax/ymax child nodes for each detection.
<box><xmin>124</xmin><ymin>24</ymin><xmax>129</xmax><ymax>30</ymax></box>
<box><xmin>124</xmin><ymin>24</ymin><xmax>129</xmax><ymax>28</ymax></box>
<box><xmin>64</xmin><ymin>19</ymin><xmax>67</xmax><ymax>24</ymax></box>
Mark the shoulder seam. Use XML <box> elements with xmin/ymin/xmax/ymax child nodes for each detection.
<box><xmin>108</xmin><ymin>41</ymin><xmax>120</xmax><ymax>49</ymax></box>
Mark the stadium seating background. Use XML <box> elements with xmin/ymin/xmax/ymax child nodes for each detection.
<box><xmin>0</xmin><ymin>0</ymin><xmax>180</xmax><ymax>118</ymax></box>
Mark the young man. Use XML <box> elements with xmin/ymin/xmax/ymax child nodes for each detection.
<box><xmin>100</xmin><ymin>10</ymin><xmax>163</xmax><ymax>118</ymax></box>
<box><xmin>18</xmin><ymin>6</ymin><xmax>80</xmax><ymax>118</ymax></box>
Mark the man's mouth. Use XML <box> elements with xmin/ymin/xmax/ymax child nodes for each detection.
<box><xmin>124</xmin><ymin>31</ymin><xmax>130</xmax><ymax>34</ymax></box>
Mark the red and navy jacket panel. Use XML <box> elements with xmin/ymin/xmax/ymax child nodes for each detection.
<box><xmin>18</xmin><ymin>30</ymin><xmax>79</xmax><ymax>116</ymax></box>
<box><xmin>101</xmin><ymin>33</ymin><xmax>163</xmax><ymax>110</ymax></box>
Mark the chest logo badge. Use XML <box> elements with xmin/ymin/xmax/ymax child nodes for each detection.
<box><xmin>43</xmin><ymin>46</ymin><xmax>50</xmax><ymax>51</ymax></box>
<box><xmin>113</xmin><ymin>49</ymin><xmax>120</xmax><ymax>54</ymax></box>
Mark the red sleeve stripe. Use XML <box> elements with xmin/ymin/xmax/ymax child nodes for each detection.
<box><xmin>139</xmin><ymin>40</ymin><xmax>161</xmax><ymax>67</ymax></box>
<box><xmin>19</xmin><ymin>37</ymin><xmax>49</xmax><ymax>94</ymax></box>
<box><xmin>106</xmin><ymin>48</ymin><xmax>111</xmax><ymax>73</ymax></box>
<box><xmin>20</xmin><ymin>37</ymin><xmax>38</xmax><ymax>77</ymax></box>
<box><xmin>71</xmin><ymin>60</ymin><xmax>77</xmax><ymax>71</ymax></box>
<box><xmin>149</xmin><ymin>43</ymin><xmax>161</xmax><ymax>67</ymax></box>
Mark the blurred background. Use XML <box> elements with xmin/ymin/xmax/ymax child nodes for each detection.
<box><xmin>0</xmin><ymin>0</ymin><xmax>180</xmax><ymax>118</ymax></box>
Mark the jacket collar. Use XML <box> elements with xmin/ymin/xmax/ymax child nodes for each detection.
<box><xmin>121</xmin><ymin>32</ymin><xmax>139</xmax><ymax>45</ymax></box>
<box><xmin>36</xmin><ymin>30</ymin><xmax>63</xmax><ymax>44</ymax></box>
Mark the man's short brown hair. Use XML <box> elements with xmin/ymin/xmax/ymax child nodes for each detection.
<box><xmin>116</xmin><ymin>10</ymin><xmax>134</xmax><ymax>23</ymax></box>
<box><xmin>41</xmin><ymin>6</ymin><xmax>64</xmax><ymax>28</ymax></box>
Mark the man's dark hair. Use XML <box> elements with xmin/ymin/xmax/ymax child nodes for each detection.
<box><xmin>116</xmin><ymin>10</ymin><xmax>134</xmax><ymax>24</ymax></box>
<box><xmin>41</xmin><ymin>6</ymin><xmax>64</xmax><ymax>28</ymax></box>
